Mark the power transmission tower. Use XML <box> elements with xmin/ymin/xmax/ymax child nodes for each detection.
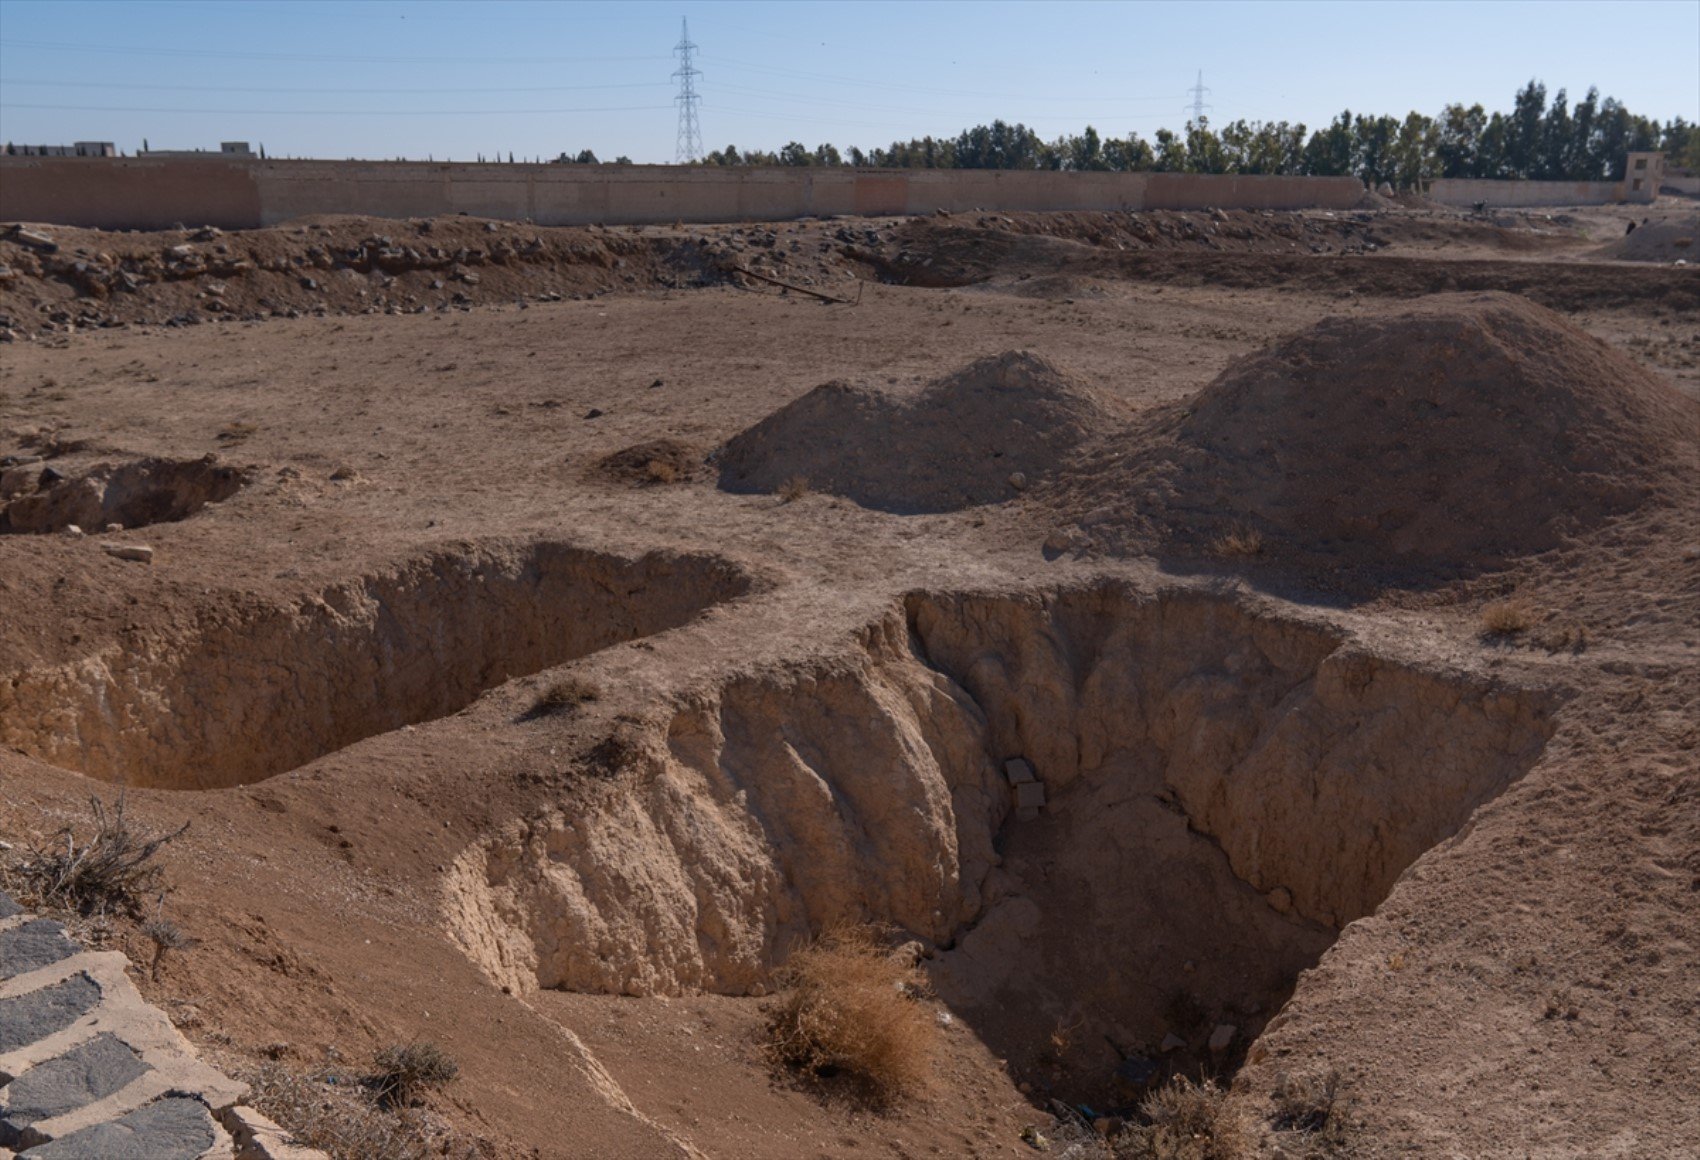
<box><xmin>1185</xmin><ymin>69</ymin><xmax>1212</xmax><ymax>124</ymax></box>
<box><xmin>673</xmin><ymin>17</ymin><xmax>703</xmax><ymax>164</ymax></box>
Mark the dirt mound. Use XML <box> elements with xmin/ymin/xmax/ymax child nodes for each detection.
<box><xmin>717</xmin><ymin>351</ymin><xmax>1116</xmax><ymax>513</ymax></box>
<box><xmin>1055</xmin><ymin>292</ymin><xmax>1699</xmax><ymax>571</ymax></box>
<box><xmin>593</xmin><ymin>438</ymin><xmax>706</xmax><ymax>486</ymax></box>
<box><xmin>1595</xmin><ymin>214</ymin><xmax>1698</xmax><ymax>262</ymax></box>
<box><xmin>0</xmin><ymin>454</ymin><xmax>248</xmax><ymax>534</ymax></box>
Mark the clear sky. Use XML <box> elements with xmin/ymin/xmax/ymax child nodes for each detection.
<box><xmin>2</xmin><ymin>0</ymin><xmax>1695</xmax><ymax>162</ymax></box>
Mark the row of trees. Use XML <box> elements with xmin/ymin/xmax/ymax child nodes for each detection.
<box><xmin>699</xmin><ymin>82</ymin><xmax>1699</xmax><ymax>188</ymax></box>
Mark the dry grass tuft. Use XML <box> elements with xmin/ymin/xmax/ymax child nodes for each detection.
<box><xmin>142</xmin><ymin>916</ymin><xmax>198</xmax><ymax>981</ymax></box>
<box><xmin>1270</xmin><ymin>1067</ymin><xmax>1344</xmax><ymax>1130</ymax></box>
<box><xmin>644</xmin><ymin>458</ymin><xmax>680</xmax><ymax>484</ymax></box>
<box><xmin>1479</xmin><ymin>597</ymin><xmax>1535</xmax><ymax>637</ymax></box>
<box><xmin>766</xmin><ymin>925</ymin><xmax>938</xmax><ymax>1105</ymax></box>
<box><xmin>1121</xmin><ymin>1075</ymin><xmax>1254</xmax><ymax>1159</ymax></box>
<box><xmin>1211</xmin><ymin>524</ymin><xmax>1264</xmax><ymax>557</ymax></box>
<box><xmin>240</xmin><ymin>1059</ymin><xmax>483</xmax><ymax>1160</ymax></box>
<box><xmin>370</xmin><ymin>1041</ymin><xmax>460</xmax><ymax>1108</ymax></box>
<box><xmin>776</xmin><ymin>475</ymin><xmax>811</xmax><ymax>504</ymax></box>
<box><xmin>532</xmin><ymin>675</ymin><xmax>601</xmax><ymax>716</ymax></box>
<box><xmin>19</xmin><ymin>794</ymin><xmax>188</xmax><ymax>918</ymax></box>
<box><xmin>218</xmin><ymin>420</ymin><xmax>259</xmax><ymax>444</ymax></box>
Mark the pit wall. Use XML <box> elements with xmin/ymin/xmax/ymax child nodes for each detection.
<box><xmin>447</xmin><ymin>585</ymin><xmax>1554</xmax><ymax>998</ymax></box>
<box><xmin>0</xmin><ymin>157</ymin><xmax>1366</xmax><ymax>230</ymax></box>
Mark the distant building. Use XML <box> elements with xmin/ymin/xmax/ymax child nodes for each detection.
<box><xmin>140</xmin><ymin>142</ymin><xmax>254</xmax><ymax>157</ymax></box>
<box><xmin>5</xmin><ymin>142</ymin><xmax>116</xmax><ymax>157</ymax></box>
<box><xmin>1623</xmin><ymin>151</ymin><xmax>1664</xmax><ymax>203</ymax></box>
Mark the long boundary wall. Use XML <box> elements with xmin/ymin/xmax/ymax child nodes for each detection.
<box><xmin>1428</xmin><ymin>151</ymin><xmax>1665</xmax><ymax>208</ymax></box>
<box><xmin>0</xmin><ymin>157</ymin><xmax>1366</xmax><ymax>230</ymax></box>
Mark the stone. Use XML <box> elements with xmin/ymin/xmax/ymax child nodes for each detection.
<box><xmin>1160</xmin><ymin>1032</ymin><xmax>1188</xmax><ymax>1053</ymax></box>
<box><xmin>1208</xmin><ymin>1023</ymin><xmax>1236</xmax><ymax>1052</ymax></box>
<box><xmin>1008</xmin><ymin>471</ymin><xmax>1028</xmax><ymax>491</ymax></box>
<box><xmin>0</xmin><ymin>467</ymin><xmax>35</xmax><ymax>499</ymax></box>
<box><xmin>1013</xmin><ymin>781</ymin><xmax>1046</xmax><ymax>810</ymax></box>
<box><xmin>22</xmin><ymin>1097</ymin><xmax>219</xmax><ymax>1160</ymax></box>
<box><xmin>0</xmin><ymin>974</ymin><xmax>102</xmax><ymax>1053</ymax></box>
<box><xmin>220</xmin><ymin>1104</ymin><xmax>324</xmax><ymax>1159</ymax></box>
<box><xmin>1113</xmin><ymin>1054</ymin><xmax>1159</xmax><ymax>1094</ymax></box>
<box><xmin>103</xmin><ymin>524</ymin><xmax>122</xmax><ymax>534</ymax></box>
<box><xmin>59</xmin><ymin>525</ymin><xmax>83</xmax><ymax>539</ymax></box>
<box><xmin>0</xmin><ymin>894</ymin><xmax>20</xmax><ymax>920</ymax></box>
<box><xmin>1</xmin><ymin>920</ymin><xmax>77</xmax><ymax>981</ymax></box>
<box><xmin>0</xmin><ymin>1033</ymin><xmax>149</xmax><ymax>1130</ymax></box>
<box><xmin>10</xmin><ymin>228</ymin><xmax>58</xmax><ymax>253</ymax></box>
<box><xmin>100</xmin><ymin>544</ymin><xmax>153</xmax><ymax>564</ymax></box>
<box><xmin>1003</xmin><ymin>758</ymin><xmax>1036</xmax><ymax>785</ymax></box>
<box><xmin>584</xmin><ymin>408</ymin><xmax>604</xmax><ymax>420</ymax></box>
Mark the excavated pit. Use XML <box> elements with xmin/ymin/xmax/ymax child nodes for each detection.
<box><xmin>451</xmin><ymin>583</ymin><xmax>1555</xmax><ymax>1103</ymax></box>
<box><xmin>0</xmin><ymin>455</ymin><xmax>248</xmax><ymax>534</ymax></box>
<box><xmin>0</xmin><ymin>542</ymin><xmax>749</xmax><ymax>789</ymax></box>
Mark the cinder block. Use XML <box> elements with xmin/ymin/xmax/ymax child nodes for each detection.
<box><xmin>1003</xmin><ymin>758</ymin><xmax>1036</xmax><ymax>785</ymax></box>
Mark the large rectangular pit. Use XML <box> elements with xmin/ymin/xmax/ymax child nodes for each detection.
<box><xmin>450</xmin><ymin>584</ymin><xmax>1555</xmax><ymax>1103</ymax></box>
<box><xmin>0</xmin><ymin>542</ymin><xmax>749</xmax><ymax>789</ymax></box>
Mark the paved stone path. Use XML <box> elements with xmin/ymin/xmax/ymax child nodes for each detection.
<box><xmin>0</xmin><ymin>892</ymin><xmax>324</xmax><ymax>1159</ymax></box>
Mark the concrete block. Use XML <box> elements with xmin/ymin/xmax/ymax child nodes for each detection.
<box><xmin>1003</xmin><ymin>758</ymin><xmax>1036</xmax><ymax>785</ymax></box>
<box><xmin>221</xmin><ymin>1104</ymin><xmax>328</xmax><ymax>1159</ymax></box>
<box><xmin>1013</xmin><ymin>781</ymin><xmax>1046</xmax><ymax>810</ymax></box>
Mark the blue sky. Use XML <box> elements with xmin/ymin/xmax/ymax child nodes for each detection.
<box><xmin>2</xmin><ymin>0</ymin><xmax>1696</xmax><ymax>162</ymax></box>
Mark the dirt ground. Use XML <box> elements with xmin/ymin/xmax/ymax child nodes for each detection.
<box><xmin>1</xmin><ymin>195</ymin><xmax>1697</xmax><ymax>1159</ymax></box>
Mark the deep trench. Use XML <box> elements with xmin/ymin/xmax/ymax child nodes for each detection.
<box><xmin>0</xmin><ymin>542</ymin><xmax>749</xmax><ymax>789</ymax></box>
<box><xmin>451</xmin><ymin>584</ymin><xmax>1556</xmax><ymax>1106</ymax></box>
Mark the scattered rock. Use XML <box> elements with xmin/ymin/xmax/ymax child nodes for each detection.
<box><xmin>1208</xmin><ymin>1023</ymin><xmax>1237</xmax><ymax>1052</ymax></box>
<box><xmin>101</xmin><ymin>542</ymin><xmax>154</xmax><ymax>563</ymax></box>
<box><xmin>1160</xmin><ymin>1032</ymin><xmax>1188</xmax><ymax>1052</ymax></box>
<box><xmin>1003</xmin><ymin>757</ymin><xmax>1037</xmax><ymax>785</ymax></box>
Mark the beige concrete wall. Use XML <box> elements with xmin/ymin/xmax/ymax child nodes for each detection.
<box><xmin>1</xmin><ymin>156</ymin><xmax>1366</xmax><ymax>231</ymax></box>
<box><xmin>1428</xmin><ymin>177</ymin><xmax>1626</xmax><ymax>207</ymax></box>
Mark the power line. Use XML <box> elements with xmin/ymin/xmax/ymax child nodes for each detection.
<box><xmin>1</xmin><ymin>102</ymin><xmax>674</xmax><ymax>116</ymax></box>
<box><xmin>0</xmin><ymin>38</ymin><xmax>667</xmax><ymax>65</ymax></box>
<box><xmin>673</xmin><ymin>17</ymin><xmax>702</xmax><ymax>163</ymax></box>
<box><xmin>0</xmin><ymin>78</ymin><xmax>671</xmax><ymax>95</ymax></box>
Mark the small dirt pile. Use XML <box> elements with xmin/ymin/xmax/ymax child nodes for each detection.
<box><xmin>1054</xmin><ymin>292</ymin><xmax>1698</xmax><ymax>571</ymax></box>
<box><xmin>1595</xmin><ymin>214</ymin><xmax>1698</xmax><ymax>262</ymax></box>
<box><xmin>717</xmin><ymin>351</ymin><xmax>1116</xmax><ymax>514</ymax></box>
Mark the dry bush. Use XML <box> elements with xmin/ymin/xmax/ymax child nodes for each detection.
<box><xmin>1119</xmin><ymin>1076</ymin><xmax>1253</xmax><ymax>1160</ymax></box>
<box><xmin>1211</xmin><ymin>524</ymin><xmax>1264</xmax><ymax>557</ymax></box>
<box><xmin>766</xmin><ymin>925</ymin><xmax>937</xmax><ymax>1105</ymax></box>
<box><xmin>1479</xmin><ymin>597</ymin><xmax>1535</xmax><ymax>637</ymax></box>
<box><xmin>777</xmin><ymin>475</ymin><xmax>811</xmax><ymax>504</ymax></box>
<box><xmin>1278</xmin><ymin>1068</ymin><xmax>1339</xmax><ymax>1129</ymax></box>
<box><xmin>218</xmin><ymin>420</ymin><xmax>258</xmax><ymax>444</ymax></box>
<box><xmin>370</xmin><ymin>1041</ymin><xmax>460</xmax><ymax>1108</ymax></box>
<box><xmin>532</xmin><ymin>675</ymin><xmax>601</xmax><ymax>717</ymax></box>
<box><xmin>142</xmin><ymin>916</ymin><xmax>198</xmax><ymax>981</ymax></box>
<box><xmin>644</xmin><ymin>458</ymin><xmax>679</xmax><ymax>484</ymax></box>
<box><xmin>21</xmin><ymin>795</ymin><xmax>188</xmax><ymax>917</ymax></box>
<box><xmin>241</xmin><ymin>1060</ymin><xmax>483</xmax><ymax>1160</ymax></box>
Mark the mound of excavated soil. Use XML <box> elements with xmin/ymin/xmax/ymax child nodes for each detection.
<box><xmin>717</xmin><ymin>351</ymin><xmax>1116</xmax><ymax>513</ymax></box>
<box><xmin>1055</xmin><ymin>292</ymin><xmax>1699</xmax><ymax>570</ymax></box>
<box><xmin>1595</xmin><ymin>214</ymin><xmax>1698</xmax><ymax>262</ymax></box>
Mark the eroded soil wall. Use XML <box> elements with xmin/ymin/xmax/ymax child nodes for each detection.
<box><xmin>0</xmin><ymin>543</ymin><xmax>748</xmax><ymax>789</ymax></box>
